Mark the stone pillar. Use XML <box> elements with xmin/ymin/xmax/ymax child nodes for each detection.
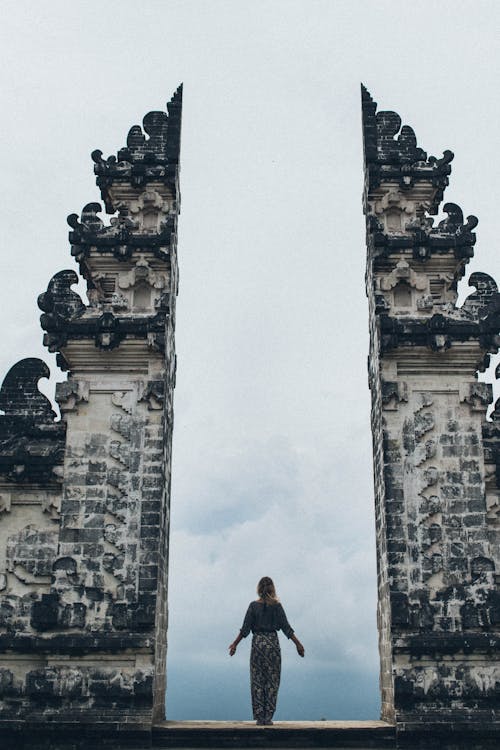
<box><xmin>0</xmin><ymin>86</ymin><xmax>182</xmax><ymax>742</ymax></box>
<box><xmin>363</xmin><ymin>87</ymin><xmax>499</xmax><ymax>746</ymax></box>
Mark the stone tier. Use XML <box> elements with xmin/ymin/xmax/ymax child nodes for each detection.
<box><xmin>92</xmin><ymin>85</ymin><xmax>182</xmax><ymax>212</ymax></box>
<box><xmin>362</xmin><ymin>85</ymin><xmax>453</xmax><ymax>213</ymax></box>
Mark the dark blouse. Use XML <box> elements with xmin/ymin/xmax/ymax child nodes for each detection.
<box><xmin>240</xmin><ymin>600</ymin><xmax>294</xmax><ymax>639</ymax></box>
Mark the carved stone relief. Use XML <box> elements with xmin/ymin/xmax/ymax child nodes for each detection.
<box><xmin>129</xmin><ymin>188</ymin><xmax>172</xmax><ymax>232</ymax></box>
<box><xmin>369</xmin><ymin>190</ymin><xmax>424</xmax><ymax>232</ymax></box>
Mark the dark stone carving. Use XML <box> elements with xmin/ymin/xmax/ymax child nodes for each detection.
<box><xmin>7</xmin><ymin>527</ymin><xmax>58</xmax><ymax>579</ymax></box>
<box><xmin>67</xmin><ymin>202</ymin><xmax>104</xmax><ymax>233</ymax></box>
<box><xmin>488</xmin><ymin>400</ymin><xmax>500</xmax><ymax>422</ymax></box>
<box><xmin>30</xmin><ymin>591</ymin><xmax>87</xmax><ymax>632</ymax></box>
<box><xmin>481</xmin><ymin>415</ymin><xmax>500</xmax><ymax>492</ymax></box>
<box><xmin>38</xmin><ymin>270</ymin><xmax>85</xmax><ymax>325</ymax></box>
<box><xmin>54</xmin><ymin>380</ymin><xmax>88</xmax><ymax>412</ymax></box>
<box><xmin>362</xmin><ymin>85</ymin><xmax>453</xmax><ymax>213</ymax></box>
<box><xmin>95</xmin><ymin>311</ymin><xmax>123</xmax><ymax>350</ymax></box>
<box><xmin>0</xmin><ymin>632</ymin><xmax>154</xmax><ymax>654</ymax></box>
<box><xmin>426</xmin><ymin>313</ymin><xmax>452</xmax><ymax>351</ymax></box>
<box><xmin>139</xmin><ymin>380</ymin><xmax>165</xmax><ymax>410</ymax></box>
<box><xmin>467</xmin><ymin>382</ymin><xmax>492</xmax><ymax>409</ymax></box>
<box><xmin>381</xmin><ymin>382</ymin><xmax>398</xmax><ymax>405</ymax></box>
<box><xmin>378</xmin><ymin>313</ymin><xmax>500</xmax><ymax>355</ymax></box>
<box><xmin>375</xmin><ymin>110</ymin><xmax>426</xmax><ymax>165</ymax></box>
<box><xmin>394</xmin><ymin>632</ymin><xmax>500</xmax><ymax>657</ymax></box>
<box><xmin>375</xmin><ymin>293</ymin><xmax>390</xmax><ymax>314</ymax></box>
<box><xmin>0</xmin><ymin>359</ymin><xmax>54</xmax><ymax>420</ymax></box>
<box><xmin>462</xmin><ymin>272</ymin><xmax>500</xmax><ymax>320</ymax></box>
<box><xmin>92</xmin><ymin>85</ymin><xmax>183</xmax><ymax>211</ymax></box>
<box><xmin>370</xmin><ymin>207</ymin><xmax>477</xmax><ymax>264</ymax></box>
<box><xmin>111</xmin><ymin>596</ymin><xmax>155</xmax><ymax>631</ymax></box>
<box><xmin>40</xmin><ymin>309</ymin><xmax>167</xmax><ymax>361</ymax></box>
<box><xmin>30</xmin><ymin>593</ymin><xmax>59</xmax><ymax>631</ymax></box>
<box><xmin>68</xmin><ymin>203</ymin><xmax>174</xmax><ymax>263</ymax></box>
<box><xmin>381</xmin><ymin>381</ymin><xmax>407</xmax><ymax>408</ymax></box>
<box><xmin>437</xmin><ymin>202</ymin><xmax>478</xmax><ymax>237</ymax></box>
<box><xmin>154</xmin><ymin>290</ymin><xmax>171</xmax><ymax>313</ymax></box>
<box><xmin>0</xmin><ymin>359</ymin><xmax>65</xmax><ymax>483</ymax></box>
<box><xmin>471</xmin><ymin>556</ymin><xmax>495</xmax><ymax>581</ymax></box>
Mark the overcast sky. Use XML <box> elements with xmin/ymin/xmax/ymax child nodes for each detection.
<box><xmin>2</xmin><ymin>0</ymin><xmax>500</xmax><ymax>721</ymax></box>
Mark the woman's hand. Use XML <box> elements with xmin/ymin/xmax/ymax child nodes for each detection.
<box><xmin>229</xmin><ymin>632</ymin><xmax>243</xmax><ymax>656</ymax></box>
<box><xmin>291</xmin><ymin>633</ymin><xmax>305</xmax><ymax>657</ymax></box>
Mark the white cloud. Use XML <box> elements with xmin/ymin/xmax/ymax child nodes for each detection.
<box><xmin>167</xmin><ymin>432</ymin><xmax>379</xmax><ymax>711</ymax></box>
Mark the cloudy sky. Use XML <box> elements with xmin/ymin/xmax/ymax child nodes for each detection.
<box><xmin>2</xmin><ymin>0</ymin><xmax>500</xmax><ymax>721</ymax></box>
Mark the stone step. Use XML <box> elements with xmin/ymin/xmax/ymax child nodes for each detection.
<box><xmin>152</xmin><ymin>720</ymin><xmax>396</xmax><ymax>748</ymax></box>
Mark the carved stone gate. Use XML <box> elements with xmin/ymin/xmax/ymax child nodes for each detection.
<box><xmin>363</xmin><ymin>87</ymin><xmax>499</xmax><ymax>746</ymax></box>
<box><xmin>0</xmin><ymin>86</ymin><xmax>498</xmax><ymax>748</ymax></box>
<box><xmin>0</xmin><ymin>87</ymin><xmax>182</xmax><ymax>742</ymax></box>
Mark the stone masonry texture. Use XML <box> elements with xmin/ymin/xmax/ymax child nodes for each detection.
<box><xmin>0</xmin><ymin>86</ymin><xmax>182</xmax><ymax>741</ymax></box>
<box><xmin>363</xmin><ymin>86</ymin><xmax>499</xmax><ymax>747</ymax></box>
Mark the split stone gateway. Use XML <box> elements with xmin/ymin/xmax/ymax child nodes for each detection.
<box><xmin>0</xmin><ymin>86</ymin><xmax>182</xmax><ymax>740</ymax></box>
<box><xmin>0</xmin><ymin>85</ymin><xmax>498</xmax><ymax>748</ymax></box>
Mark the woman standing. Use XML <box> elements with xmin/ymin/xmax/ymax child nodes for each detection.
<box><xmin>228</xmin><ymin>576</ymin><xmax>305</xmax><ymax>725</ymax></box>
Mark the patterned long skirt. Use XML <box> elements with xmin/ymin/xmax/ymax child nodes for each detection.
<box><xmin>250</xmin><ymin>632</ymin><xmax>281</xmax><ymax>723</ymax></box>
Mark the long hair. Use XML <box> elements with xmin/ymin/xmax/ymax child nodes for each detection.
<box><xmin>257</xmin><ymin>576</ymin><xmax>279</xmax><ymax>606</ymax></box>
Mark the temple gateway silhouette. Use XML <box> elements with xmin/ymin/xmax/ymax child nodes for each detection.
<box><xmin>0</xmin><ymin>87</ymin><xmax>497</xmax><ymax>749</ymax></box>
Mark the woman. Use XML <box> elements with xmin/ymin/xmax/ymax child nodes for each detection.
<box><xmin>228</xmin><ymin>576</ymin><xmax>305</xmax><ymax>725</ymax></box>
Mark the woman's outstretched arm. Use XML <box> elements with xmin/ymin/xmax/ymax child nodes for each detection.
<box><xmin>277</xmin><ymin>604</ymin><xmax>304</xmax><ymax>656</ymax></box>
<box><xmin>228</xmin><ymin>632</ymin><xmax>243</xmax><ymax>656</ymax></box>
<box><xmin>290</xmin><ymin>633</ymin><xmax>305</xmax><ymax>657</ymax></box>
<box><xmin>230</xmin><ymin>603</ymin><xmax>253</xmax><ymax>654</ymax></box>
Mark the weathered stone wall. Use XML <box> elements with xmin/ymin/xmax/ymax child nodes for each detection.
<box><xmin>0</xmin><ymin>87</ymin><xmax>182</xmax><ymax>735</ymax></box>
<box><xmin>363</xmin><ymin>87</ymin><xmax>500</xmax><ymax>745</ymax></box>
<box><xmin>366</xmin><ymin>237</ymin><xmax>395</xmax><ymax>723</ymax></box>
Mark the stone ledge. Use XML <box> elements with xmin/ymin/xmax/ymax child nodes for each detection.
<box><xmin>1</xmin><ymin>719</ymin><xmax>499</xmax><ymax>749</ymax></box>
<box><xmin>0</xmin><ymin>720</ymin><xmax>396</xmax><ymax>749</ymax></box>
<box><xmin>0</xmin><ymin>633</ymin><xmax>154</xmax><ymax>653</ymax></box>
<box><xmin>0</xmin><ymin>723</ymin><xmax>150</xmax><ymax>750</ymax></box>
<box><xmin>153</xmin><ymin>720</ymin><xmax>396</xmax><ymax>748</ymax></box>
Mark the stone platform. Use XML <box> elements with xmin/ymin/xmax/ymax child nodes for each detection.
<box><xmin>2</xmin><ymin>719</ymin><xmax>499</xmax><ymax>749</ymax></box>
<box><xmin>153</xmin><ymin>720</ymin><xmax>396</xmax><ymax>748</ymax></box>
